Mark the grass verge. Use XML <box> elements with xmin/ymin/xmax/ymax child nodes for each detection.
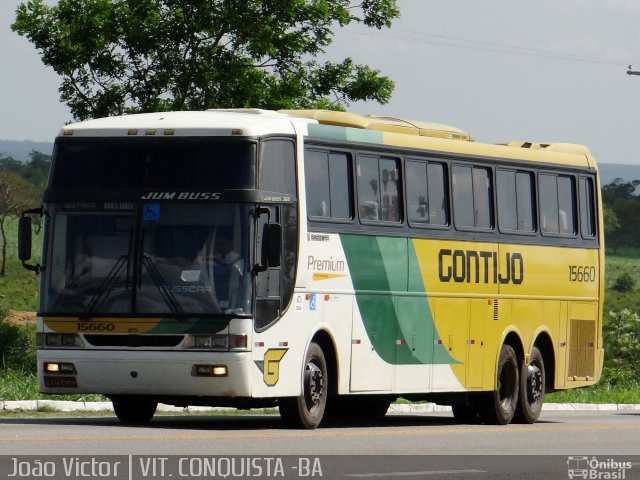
<box><xmin>0</xmin><ymin>369</ymin><xmax>106</xmax><ymax>402</ymax></box>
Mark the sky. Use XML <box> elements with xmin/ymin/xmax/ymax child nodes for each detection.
<box><xmin>2</xmin><ymin>0</ymin><xmax>640</xmax><ymax>164</ymax></box>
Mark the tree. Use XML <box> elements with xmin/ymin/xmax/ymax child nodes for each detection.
<box><xmin>601</xmin><ymin>178</ymin><xmax>640</xmax><ymax>250</ymax></box>
<box><xmin>12</xmin><ymin>0</ymin><xmax>398</xmax><ymax>120</ymax></box>
<box><xmin>0</xmin><ymin>171</ymin><xmax>33</xmax><ymax>276</ymax></box>
<box><xmin>22</xmin><ymin>150</ymin><xmax>51</xmax><ymax>192</ymax></box>
<box><xmin>603</xmin><ymin>206</ymin><xmax>621</xmax><ymax>252</ymax></box>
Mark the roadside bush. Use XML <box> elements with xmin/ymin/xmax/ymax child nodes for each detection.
<box><xmin>0</xmin><ymin>310</ymin><xmax>37</xmax><ymax>372</ymax></box>
<box><xmin>600</xmin><ymin>366</ymin><xmax>640</xmax><ymax>389</ymax></box>
<box><xmin>613</xmin><ymin>271</ymin><xmax>636</xmax><ymax>292</ymax></box>
<box><xmin>603</xmin><ymin>308</ymin><xmax>640</xmax><ymax>368</ymax></box>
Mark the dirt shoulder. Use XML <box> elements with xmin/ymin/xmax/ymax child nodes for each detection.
<box><xmin>7</xmin><ymin>310</ymin><xmax>36</xmax><ymax>325</ymax></box>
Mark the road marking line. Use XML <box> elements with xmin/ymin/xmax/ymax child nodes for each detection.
<box><xmin>0</xmin><ymin>423</ymin><xmax>638</xmax><ymax>443</ymax></box>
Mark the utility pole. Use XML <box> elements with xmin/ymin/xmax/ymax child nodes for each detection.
<box><xmin>627</xmin><ymin>65</ymin><xmax>640</xmax><ymax>76</ymax></box>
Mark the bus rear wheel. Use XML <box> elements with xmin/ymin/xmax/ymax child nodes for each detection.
<box><xmin>480</xmin><ymin>344</ymin><xmax>519</xmax><ymax>425</ymax></box>
<box><xmin>279</xmin><ymin>342</ymin><xmax>328</xmax><ymax>429</ymax></box>
<box><xmin>111</xmin><ymin>396</ymin><xmax>157</xmax><ymax>424</ymax></box>
<box><xmin>514</xmin><ymin>346</ymin><xmax>545</xmax><ymax>424</ymax></box>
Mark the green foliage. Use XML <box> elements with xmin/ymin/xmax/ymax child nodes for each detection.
<box><xmin>0</xmin><ymin>311</ymin><xmax>37</xmax><ymax>372</ymax></box>
<box><xmin>603</xmin><ymin>309</ymin><xmax>640</xmax><ymax>368</ymax></box>
<box><xmin>12</xmin><ymin>0</ymin><xmax>399</xmax><ymax>120</ymax></box>
<box><xmin>601</xmin><ymin>178</ymin><xmax>640</xmax><ymax>250</ymax></box>
<box><xmin>0</xmin><ymin>151</ymin><xmax>49</xmax><ymax>277</ymax></box>
<box><xmin>0</xmin><ymin>369</ymin><xmax>106</xmax><ymax>401</ymax></box>
<box><xmin>547</xmin><ymin>367</ymin><xmax>640</xmax><ymax>404</ymax></box>
<box><xmin>0</xmin><ymin>216</ymin><xmax>41</xmax><ymax>311</ymax></box>
<box><xmin>613</xmin><ymin>271</ymin><xmax>636</xmax><ymax>292</ymax></box>
<box><xmin>0</xmin><ymin>151</ymin><xmax>50</xmax><ymax>195</ymax></box>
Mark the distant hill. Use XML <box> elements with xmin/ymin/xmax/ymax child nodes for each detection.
<box><xmin>599</xmin><ymin>163</ymin><xmax>640</xmax><ymax>186</ymax></box>
<box><xmin>0</xmin><ymin>139</ymin><xmax>638</xmax><ymax>185</ymax></box>
<box><xmin>0</xmin><ymin>139</ymin><xmax>54</xmax><ymax>162</ymax></box>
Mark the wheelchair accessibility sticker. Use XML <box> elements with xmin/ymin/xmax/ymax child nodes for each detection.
<box><xmin>143</xmin><ymin>204</ymin><xmax>161</xmax><ymax>222</ymax></box>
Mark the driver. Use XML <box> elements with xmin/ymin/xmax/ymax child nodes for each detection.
<box><xmin>213</xmin><ymin>233</ymin><xmax>242</xmax><ymax>268</ymax></box>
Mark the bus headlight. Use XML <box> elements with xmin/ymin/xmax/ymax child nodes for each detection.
<box><xmin>195</xmin><ymin>335</ymin><xmax>229</xmax><ymax>350</ymax></box>
<box><xmin>184</xmin><ymin>334</ymin><xmax>248</xmax><ymax>351</ymax></box>
<box><xmin>41</xmin><ymin>333</ymin><xmax>85</xmax><ymax>348</ymax></box>
<box><xmin>44</xmin><ymin>362</ymin><xmax>77</xmax><ymax>374</ymax></box>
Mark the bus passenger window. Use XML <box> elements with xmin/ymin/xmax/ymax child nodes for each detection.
<box><xmin>304</xmin><ymin>149</ymin><xmax>352</xmax><ymax>219</ymax></box>
<box><xmin>540</xmin><ymin>173</ymin><xmax>576</xmax><ymax>235</ymax></box>
<box><xmin>557</xmin><ymin>176</ymin><xmax>576</xmax><ymax>235</ymax></box>
<box><xmin>304</xmin><ymin>150</ymin><xmax>331</xmax><ymax>217</ymax></box>
<box><xmin>453</xmin><ymin>165</ymin><xmax>493</xmax><ymax>229</ymax></box>
<box><xmin>380</xmin><ymin>158</ymin><xmax>400</xmax><ymax>221</ymax></box>
<box><xmin>406</xmin><ymin>160</ymin><xmax>448</xmax><ymax>226</ymax></box>
<box><xmin>357</xmin><ymin>155</ymin><xmax>401</xmax><ymax>222</ymax></box>
<box><xmin>357</xmin><ymin>155</ymin><xmax>381</xmax><ymax>220</ymax></box>
<box><xmin>497</xmin><ymin>169</ymin><xmax>535</xmax><ymax>233</ymax></box>
<box><xmin>580</xmin><ymin>177</ymin><xmax>596</xmax><ymax>238</ymax></box>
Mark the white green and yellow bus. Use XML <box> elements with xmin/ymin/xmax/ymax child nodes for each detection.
<box><xmin>19</xmin><ymin>109</ymin><xmax>603</xmax><ymax>429</ymax></box>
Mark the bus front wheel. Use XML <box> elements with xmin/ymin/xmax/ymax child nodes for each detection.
<box><xmin>480</xmin><ymin>344</ymin><xmax>519</xmax><ymax>425</ymax></box>
<box><xmin>279</xmin><ymin>342</ymin><xmax>328</xmax><ymax>429</ymax></box>
<box><xmin>111</xmin><ymin>396</ymin><xmax>157</xmax><ymax>424</ymax></box>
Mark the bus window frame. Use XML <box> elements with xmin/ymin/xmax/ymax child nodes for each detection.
<box><xmin>404</xmin><ymin>156</ymin><xmax>451</xmax><ymax>231</ymax></box>
<box><xmin>451</xmin><ymin>161</ymin><xmax>495</xmax><ymax>234</ymax></box>
<box><xmin>495</xmin><ymin>167</ymin><xmax>538</xmax><ymax>237</ymax></box>
<box><xmin>355</xmin><ymin>151</ymin><xmax>405</xmax><ymax>228</ymax></box>
<box><xmin>538</xmin><ymin>170</ymin><xmax>579</xmax><ymax>239</ymax></box>
<box><xmin>303</xmin><ymin>146</ymin><xmax>355</xmax><ymax>224</ymax></box>
<box><xmin>579</xmin><ymin>175</ymin><xmax>598</xmax><ymax>240</ymax></box>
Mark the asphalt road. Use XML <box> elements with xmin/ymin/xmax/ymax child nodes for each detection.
<box><xmin>1</xmin><ymin>411</ymin><xmax>639</xmax><ymax>479</ymax></box>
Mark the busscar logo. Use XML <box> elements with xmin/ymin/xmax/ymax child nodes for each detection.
<box><xmin>254</xmin><ymin>349</ymin><xmax>288</xmax><ymax>386</ymax></box>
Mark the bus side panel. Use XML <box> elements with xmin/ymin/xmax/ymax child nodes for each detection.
<box><xmin>343</xmin><ymin>234</ymin><xmax>463</xmax><ymax>393</ymax></box>
<box><xmin>349</xmin><ymin>295</ymin><xmax>394</xmax><ymax>392</ymax></box>
<box><xmin>431</xmin><ymin>298</ymin><xmax>468</xmax><ymax>391</ymax></box>
<box><xmin>467</xmin><ymin>298</ymin><xmax>489</xmax><ymax>390</ymax></box>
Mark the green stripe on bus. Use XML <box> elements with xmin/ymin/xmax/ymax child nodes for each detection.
<box><xmin>307</xmin><ymin>124</ymin><xmax>384</xmax><ymax>144</ymax></box>
<box><xmin>340</xmin><ymin>234</ymin><xmax>456</xmax><ymax>365</ymax></box>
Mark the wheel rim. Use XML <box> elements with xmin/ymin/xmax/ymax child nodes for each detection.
<box><xmin>303</xmin><ymin>358</ymin><xmax>324</xmax><ymax>412</ymax></box>
<box><xmin>526</xmin><ymin>363</ymin><xmax>544</xmax><ymax>404</ymax></box>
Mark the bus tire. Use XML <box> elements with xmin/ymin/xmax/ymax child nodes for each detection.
<box><xmin>279</xmin><ymin>342</ymin><xmax>327</xmax><ymax>429</ymax></box>
<box><xmin>111</xmin><ymin>396</ymin><xmax>157</xmax><ymax>424</ymax></box>
<box><xmin>514</xmin><ymin>346</ymin><xmax>545</xmax><ymax>424</ymax></box>
<box><xmin>480</xmin><ymin>344</ymin><xmax>519</xmax><ymax>425</ymax></box>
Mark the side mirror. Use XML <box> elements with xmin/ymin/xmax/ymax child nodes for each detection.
<box><xmin>18</xmin><ymin>216</ymin><xmax>32</xmax><ymax>261</ymax></box>
<box><xmin>18</xmin><ymin>207</ymin><xmax>43</xmax><ymax>274</ymax></box>
<box><xmin>254</xmin><ymin>206</ymin><xmax>282</xmax><ymax>273</ymax></box>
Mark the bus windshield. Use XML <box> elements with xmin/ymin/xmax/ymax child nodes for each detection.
<box><xmin>43</xmin><ymin>203</ymin><xmax>253</xmax><ymax>317</ymax></box>
<box><xmin>50</xmin><ymin>138</ymin><xmax>256</xmax><ymax>190</ymax></box>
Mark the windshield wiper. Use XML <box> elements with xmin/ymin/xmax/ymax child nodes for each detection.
<box><xmin>82</xmin><ymin>255</ymin><xmax>129</xmax><ymax>318</ymax></box>
<box><xmin>141</xmin><ymin>254</ymin><xmax>185</xmax><ymax>317</ymax></box>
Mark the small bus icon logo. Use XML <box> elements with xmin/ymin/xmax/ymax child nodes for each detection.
<box><xmin>567</xmin><ymin>456</ymin><xmax>589</xmax><ymax>479</ymax></box>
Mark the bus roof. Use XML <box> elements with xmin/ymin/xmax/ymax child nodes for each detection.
<box><xmin>59</xmin><ymin>109</ymin><xmax>305</xmax><ymax>138</ymax></box>
<box><xmin>59</xmin><ymin>108</ymin><xmax>596</xmax><ymax>170</ymax></box>
<box><xmin>284</xmin><ymin>109</ymin><xmax>595</xmax><ymax>170</ymax></box>
<box><xmin>280</xmin><ymin>109</ymin><xmax>475</xmax><ymax>141</ymax></box>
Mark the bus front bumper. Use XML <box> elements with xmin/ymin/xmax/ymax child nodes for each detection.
<box><xmin>37</xmin><ymin>349</ymin><xmax>254</xmax><ymax>398</ymax></box>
